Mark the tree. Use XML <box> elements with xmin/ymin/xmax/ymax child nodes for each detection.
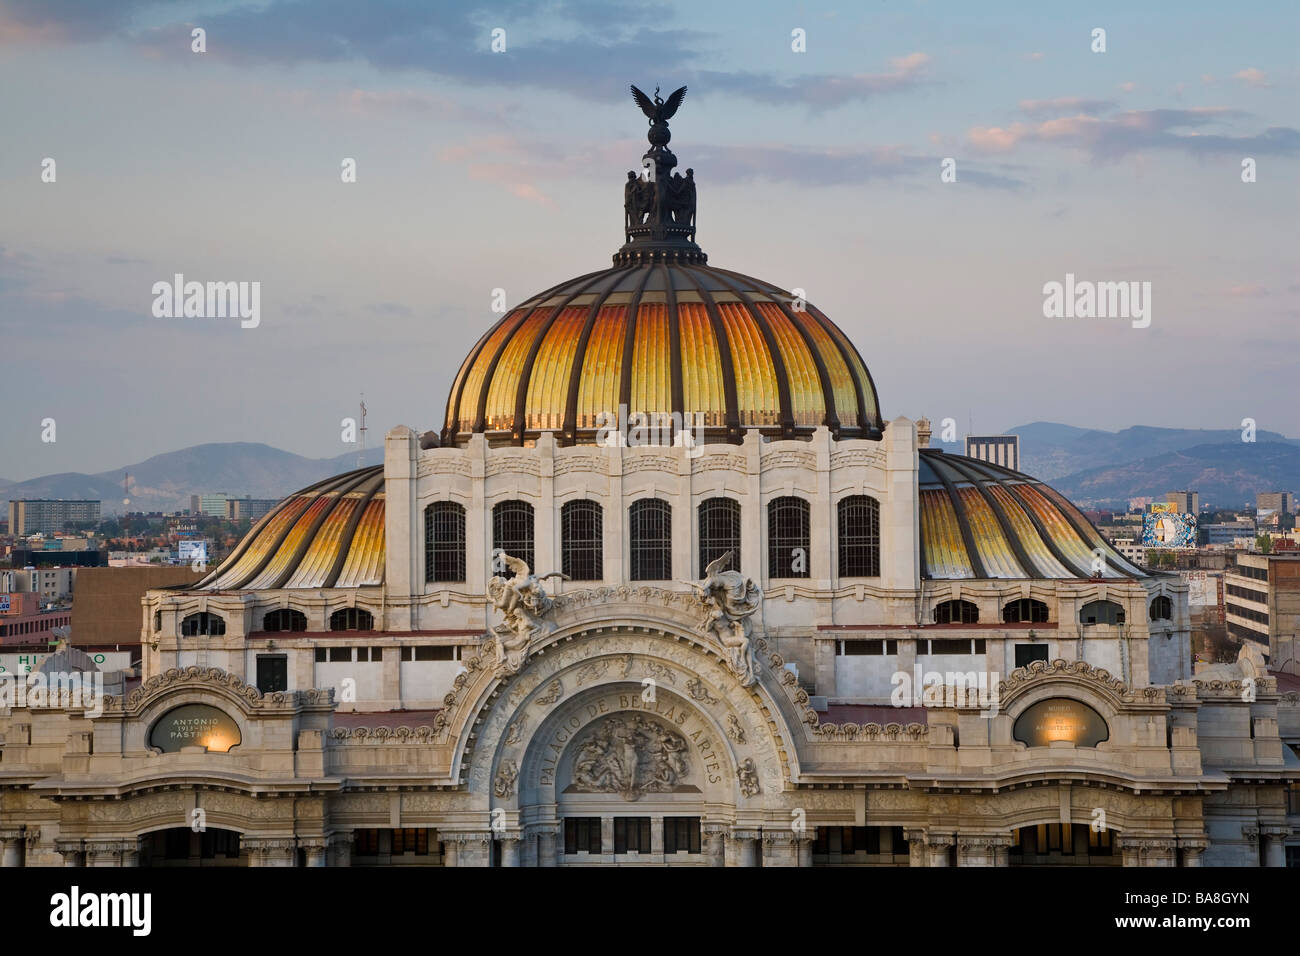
<box><xmin>1256</xmin><ymin>535</ymin><xmax>1272</xmax><ymax>554</ymax></box>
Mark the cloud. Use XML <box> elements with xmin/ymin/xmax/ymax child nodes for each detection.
<box><xmin>1018</xmin><ymin>97</ymin><xmax>1117</xmax><ymax>118</ymax></box>
<box><xmin>1233</xmin><ymin>68</ymin><xmax>1271</xmax><ymax>88</ymax></box>
<box><xmin>1</xmin><ymin>1</ymin><xmax>932</xmax><ymax>111</ymax></box>
<box><xmin>968</xmin><ymin>106</ymin><xmax>1299</xmax><ymax>161</ymax></box>
<box><xmin>1023</xmin><ymin>52</ymin><xmax>1044</xmax><ymax>62</ymax></box>
<box><xmin>700</xmin><ymin>53</ymin><xmax>932</xmax><ymax>109</ymax></box>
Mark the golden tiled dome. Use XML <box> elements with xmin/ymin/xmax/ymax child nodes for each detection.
<box><xmin>918</xmin><ymin>450</ymin><xmax>1146</xmax><ymax>580</ymax></box>
<box><xmin>194</xmin><ymin>466</ymin><xmax>385</xmax><ymax>591</ymax></box>
<box><xmin>441</xmin><ymin>264</ymin><xmax>883</xmax><ymax>446</ymax></box>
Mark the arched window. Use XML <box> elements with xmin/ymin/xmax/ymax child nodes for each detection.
<box><xmin>1080</xmin><ymin>600</ymin><xmax>1125</xmax><ymax>626</ymax></box>
<box><xmin>1149</xmin><ymin>595</ymin><xmax>1173</xmax><ymax>621</ymax></box>
<box><xmin>262</xmin><ymin>609</ymin><xmax>307</xmax><ymax>632</ymax></box>
<box><xmin>768</xmin><ymin>497</ymin><xmax>810</xmax><ymax>579</ymax></box>
<box><xmin>425</xmin><ymin>501</ymin><xmax>466</xmax><ymax>583</ymax></box>
<box><xmin>837</xmin><ymin>496</ymin><xmax>880</xmax><ymax>577</ymax></box>
<box><xmin>180</xmin><ymin>612</ymin><xmax>225</xmax><ymax>637</ymax></box>
<box><xmin>629</xmin><ymin>498</ymin><xmax>672</xmax><ymax>581</ymax></box>
<box><xmin>492</xmin><ymin>500</ymin><xmax>535</xmax><ymax>578</ymax></box>
<box><xmin>1002</xmin><ymin>599</ymin><xmax>1049</xmax><ymax>623</ymax></box>
<box><xmin>562</xmin><ymin>500</ymin><xmax>603</xmax><ymax>581</ymax></box>
<box><xmin>698</xmin><ymin>497</ymin><xmax>741</xmax><ymax>575</ymax></box>
<box><xmin>330</xmin><ymin>607</ymin><xmax>374</xmax><ymax>631</ymax></box>
<box><xmin>934</xmin><ymin>599</ymin><xmax>979</xmax><ymax>624</ymax></box>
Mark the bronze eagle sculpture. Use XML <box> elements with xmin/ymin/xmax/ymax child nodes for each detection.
<box><xmin>630</xmin><ymin>84</ymin><xmax>687</xmax><ymax>125</ymax></box>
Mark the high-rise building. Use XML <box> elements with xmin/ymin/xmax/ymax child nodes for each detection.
<box><xmin>964</xmin><ymin>434</ymin><xmax>1020</xmax><ymax>471</ymax></box>
<box><xmin>189</xmin><ymin>493</ymin><xmax>229</xmax><ymax>517</ymax></box>
<box><xmin>1223</xmin><ymin>554</ymin><xmax>1300</xmax><ymax>673</ymax></box>
<box><xmin>1257</xmin><ymin>492</ymin><xmax>1294</xmax><ymax>516</ymax></box>
<box><xmin>1167</xmin><ymin>490</ymin><xmax>1199</xmax><ymax>514</ymax></box>
<box><xmin>226</xmin><ymin>497</ymin><xmax>278</xmax><ymax>521</ymax></box>
<box><xmin>7</xmin><ymin>500</ymin><xmax>101</xmax><ymax>535</ymax></box>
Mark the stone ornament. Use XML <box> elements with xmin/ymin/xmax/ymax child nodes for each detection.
<box><xmin>726</xmin><ymin>713</ymin><xmax>747</xmax><ymax>743</ymax></box>
<box><xmin>687</xmin><ymin>677</ymin><xmax>719</xmax><ymax>705</ymax></box>
<box><xmin>682</xmin><ymin>550</ymin><xmax>762</xmax><ymax>687</ymax></box>
<box><xmin>494</xmin><ymin>760</ymin><xmax>518</xmax><ymax>799</ymax></box>
<box><xmin>487</xmin><ymin>553</ymin><xmax>568</xmax><ymax>676</ymax></box>
<box><xmin>568</xmin><ymin>715</ymin><xmax>690</xmax><ymax>801</ymax></box>
<box><xmin>736</xmin><ymin>757</ymin><xmax>761</xmax><ymax>797</ymax></box>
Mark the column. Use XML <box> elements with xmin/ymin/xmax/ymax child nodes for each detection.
<box><xmin>85</xmin><ymin>841</ymin><xmax>124</xmax><ymax>867</ymax></box>
<box><xmin>330</xmin><ymin>832</ymin><xmax>355</xmax><ymax>867</ymax></box>
<box><xmin>442</xmin><ymin>834</ymin><xmax>460</xmax><ymax>868</ymax></box>
<box><xmin>763</xmin><ymin>831</ymin><xmax>798</xmax><ymax>866</ymax></box>
<box><xmin>956</xmin><ymin>835</ymin><xmax>1000</xmax><ymax>867</ymax></box>
<box><xmin>122</xmin><ymin>839</ymin><xmax>142</xmax><ymax>868</ymax></box>
<box><xmin>1261</xmin><ymin>827</ymin><xmax>1289</xmax><ymax>868</ymax></box>
<box><xmin>702</xmin><ymin>825</ymin><xmax>726</xmax><ymax>867</ymax></box>
<box><xmin>500</xmin><ymin>836</ymin><xmax>521</xmax><ymax>868</ymax></box>
<box><xmin>994</xmin><ymin>840</ymin><xmax>1011</xmax><ymax>868</ymax></box>
<box><xmin>0</xmin><ymin>830</ymin><xmax>24</xmax><ymax>868</ymax></box>
<box><xmin>1178</xmin><ymin>837</ymin><xmax>1207</xmax><ymax>868</ymax></box>
<box><xmin>301</xmin><ymin>840</ymin><xmax>328</xmax><ymax>867</ymax></box>
<box><xmin>1118</xmin><ymin>835</ymin><xmax>1142</xmax><ymax>867</ymax></box>
<box><xmin>243</xmin><ymin>837</ymin><xmax>296</xmax><ymax>866</ymax></box>
<box><xmin>796</xmin><ymin>836</ymin><xmax>814</xmax><ymax>868</ymax></box>
<box><xmin>926</xmin><ymin>833</ymin><xmax>954</xmax><ymax>867</ymax></box>
<box><xmin>728</xmin><ymin>829</ymin><xmax>761</xmax><ymax>867</ymax></box>
<box><xmin>537</xmin><ymin>826</ymin><xmax>559</xmax><ymax>867</ymax></box>
<box><xmin>904</xmin><ymin>828</ymin><xmax>927</xmax><ymax>867</ymax></box>
<box><xmin>55</xmin><ymin>841</ymin><xmax>84</xmax><ymax>867</ymax></box>
<box><xmin>650</xmin><ymin>816</ymin><xmax>665</xmax><ymax>858</ymax></box>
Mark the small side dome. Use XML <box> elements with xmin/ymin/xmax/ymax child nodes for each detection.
<box><xmin>194</xmin><ymin>466</ymin><xmax>385</xmax><ymax>591</ymax></box>
<box><xmin>918</xmin><ymin>449</ymin><xmax>1146</xmax><ymax>580</ymax></box>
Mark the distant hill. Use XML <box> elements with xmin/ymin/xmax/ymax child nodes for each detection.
<box><xmin>1011</xmin><ymin>421</ymin><xmax>1299</xmax><ymax>482</ymax></box>
<box><xmin>1049</xmin><ymin>442</ymin><xmax>1300</xmax><ymax>510</ymax></box>
<box><xmin>0</xmin><ymin>443</ymin><xmax>384</xmax><ymax>515</ymax></box>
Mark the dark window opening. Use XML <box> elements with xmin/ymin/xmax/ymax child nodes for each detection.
<box><xmin>837</xmin><ymin>496</ymin><xmax>880</xmax><ymax>577</ymax></box>
<box><xmin>329</xmin><ymin>607</ymin><xmax>374</xmax><ymax>631</ymax></box>
<box><xmin>563</xmin><ymin>817</ymin><xmax>602</xmax><ymax>855</ymax></box>
<box><xmin>1002</xmin><ymin>598</ymin><xmax>1049</xmax><ymax>623</ymax></box>
<box><xmin>561</xmin><ymin>499</ymin><xmax>603</xmax><ymax>581</ymax></box>
<box><xmin>492</xmin><ymin>500</ymin><xmax>535</xmax><ymax>578</ymax></box>
<box><xmin>262</xmin><ymin>608</ymin><xmax>306</xmax><ymax>632</ymax></box>
<box><xmin>425</xmin><ymin>501</ymin><xmax>466</xmax><ymax>583</ymax></box>
<box><xmin>629</xmin><ymin>498</ymin><xmax>672</xmax><ymax>581</ymax></box>
<box><xmin>255</xmin><ymin>654</ymin><xmax>288</xmax><ymax>693</ymax></box>
<box><xmin>768</xmin><ymin>496</ymin><xmax>810</xmax><ymax>579</ymax></box>
<box><xmin>933</xmin><ymin>599</ymin><xmax>979</xmax><ymax>624</ymax></box>
<box><xmin>698</xmin><ymin>497</ymin><xmax>741</xmax><ymax>576</ymax></box>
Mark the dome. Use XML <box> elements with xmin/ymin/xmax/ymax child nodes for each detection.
<box><xmin>194</xmin><ymin>466</ymin><xmax>385</xmax><ymax>591</ymax></box>
<box><xmin>918</xmin><ymin>449</ymin><xmax>1147</xmax><ymax>581</ymax></box>
<box><xmin>441</xmin><ymin>264</ymin><xmax>883</xmax><ymax>446</ymax></box>
<box><xmin>440</xmin><ymin>86</ymin><xmax>881</xmax><ymax>447</ymax></box>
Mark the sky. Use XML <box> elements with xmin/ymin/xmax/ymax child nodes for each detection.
<box><xmin>1</xmin><ymin>0</ymin><xmax>1297</xmax><ymax>482</ymax></box>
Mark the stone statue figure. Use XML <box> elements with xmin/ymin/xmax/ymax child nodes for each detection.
<box><xmin>682</xmin><ymin>550</ymin><xmax>762</xmax><ymax>687</ymax></box>
<box><xmin>494</xmin><ymin>759</ymin><xmax>518</xmax><ymax>799</ymax></box>
<box><xmin>624</xmin><ymin>171</ymin><xmax>640</xmax><ymax>230</ymax></box>
<box><xmin>736</xmin><ymin>757</ymin><xmax>761</xmax><ymax>797</ymax></box>
<box><xmin>487</xmin><ymin>552</ymin><xmax>569</xmax><ymax>676</ymax></box>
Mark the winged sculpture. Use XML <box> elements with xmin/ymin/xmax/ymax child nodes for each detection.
<box><xmin>682</xmin><ymin>549</ymin><xmax>762</xmax><ymax>686</ymax></box>
<box><xmin>630</xmin><ymin>84</ymin><xmax>687</xmax><ymax>125</ymax></box>
<box><xmin>487</xmin><ymin>552</ymin><xmax>569</xmax><ymax>675</ymax></box>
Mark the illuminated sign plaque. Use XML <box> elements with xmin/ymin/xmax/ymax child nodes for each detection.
<box><xmin>1013</xmin><ymin>698</ymin><xmax>1108</xmax><ymax>748</ymax></box>
<box><xmin>149</xmin><ymin>704</ymin><xmax>241</xmax><ymax>753</ymax></box>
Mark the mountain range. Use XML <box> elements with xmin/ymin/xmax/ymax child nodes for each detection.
<box><xmin>0</xmin><ymin>443</ymin><xmax>384</xmax><ymax>515</ymax></box>
<box><xmin>1</xmin><ymin>423</ymin><xmax>1296</xmax><ymax>517</ymax></box>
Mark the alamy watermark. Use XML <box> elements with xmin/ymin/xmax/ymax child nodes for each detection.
<box><xmin>0</xmin><ymin>671</ymin><xmax>105</xmax><ymax>718</ymax></box>
<box><xmin>1042</xmin><ymin>273</ymin><xmax>1150</xmax><ymax>328</ymax></box>
<box><xmin>151</xmin><ymin>274</ymin><xmax>260</xmax><ymax>328</ymax></box>
<box><xmin>595</xmin><ymin>403</ymin><xmax>707</xmax><ymax>458</ymax></box>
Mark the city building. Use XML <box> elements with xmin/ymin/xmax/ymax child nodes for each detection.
<box><xmin>7</xmin><ymin>500</ymin><xmax>101</xmax><ymax>535</ymax></box>
<box><xmin>1168</xmin><ymin>491</ymin><xmax>1199</xmax><ymax>514</ymax></box>
<box><xmin>0</xmin><ymin>591</ymin><xmax>71</xmax><ymax>647</ymax></box>
<box><xmin>1202</xmin><ymin>521</ymin><xmax>1256</xmax><ymax>547</ymax></box>
<box><xmin>0</xmin><ymin>97</ymin><xmax>1295</xmax><ymax>869</ymax></box>
<box><xmin>226</xmin><ymin>497</ymin><xmax>278</xmax><ymax>522</ymax></box>
<box><xmin>1224</xmin><ymin>553</ymin><xmax>1300</xmax><ymax>671</ymax></box>
<box><xmin>0</xmin><ymin>566</ymin><xmax>76</xmax><ymax>603</ymax></box>
<box><xmin>1109</xmin><ymin>538</ymin><xmax>1147</xmax><ymax>566</ymax></box>
<box><xmin>1257</xmin><ymin>492</ymin><xmax>1294</xmax><ymax>517</ymax></box>
<box><xmin>190</xmin><ymin>493</ymin><xmax>229</xmax><ymax>517</ymax></box>
<box><xmin>964</xmin><ymin>434</ymin><xmax>1020</xmax><ymax>472</ymax></box>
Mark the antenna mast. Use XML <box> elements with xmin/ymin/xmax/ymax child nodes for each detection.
<box><xmin>358</xmin><ymin>395</ymin><xmax>368</xmax><ymax>469</ymax></box>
